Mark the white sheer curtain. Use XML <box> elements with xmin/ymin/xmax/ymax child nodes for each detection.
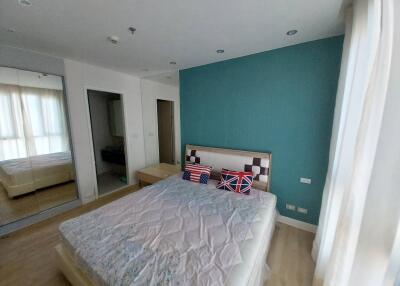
<box><xmin>0</xmin><ymin>84</ymin><xmax>27</xmax><ymax>160</ymax></box>
<box><xmin>0</xmin><ymin>84</ymin><xmax>69</xmax><ymax>161</ymax></box>
<box><xmin>312</xmin><ymin>0</ymin><xmax>394</xmax><ymax>285</ymax></box>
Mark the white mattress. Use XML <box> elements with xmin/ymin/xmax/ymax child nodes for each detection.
<box><xmin>59</xmin><ymin>175</ymin><xmax>277</xmax><ymax>286</ymax></box>
<box><xmin>0</xmin><ymin>152</ymin><xmax>72</xmax><ymax>185</ymax></box>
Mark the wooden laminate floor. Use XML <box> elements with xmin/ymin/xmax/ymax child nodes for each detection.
<box><xmin>0</xmin><ymin>185</ymin><xmax>315</xmax><ymax>286</ymax></box>
<box><xmin>267</xmin><ymin>223</ymin><xmax>315</xmax><ymax>286</ymax></box>
<box><xmin>0</xmin><ymin>182</ymin><xmax>78</xmax><ymax>226</ymax></box>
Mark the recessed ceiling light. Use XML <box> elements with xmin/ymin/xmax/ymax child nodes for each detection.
<box><xmin>107</xmin><ymin>35</ymin><xmax>120</xmax><ymax>44</ymax></box>
<box><xmin>286</xmin><ymin>30</ymin><xmax>298</xmax><ymax>36</ymax></box>
<box><xmin>18</xmin><ymin>0</ymin><xmax>32</xmax><ymax>6</ymax></box>
<box><xmin>128</xmin><ymin>27</ymin><xmax>136</xmax><ymax>35</ymax></box>
<box><xmin>169</xmin><ymin>61</ymin><xmax>177</xmax><ymax>65</ymax></box>
<box><xmin>216</xmin><ymin>49</ymin><xmax>224</xmax><ymax>54</ymax></box>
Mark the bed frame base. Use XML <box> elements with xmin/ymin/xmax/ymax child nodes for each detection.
<box><xmin>55</xmin><ymin>243</ymin><xmax>93</xmax><ymax>286</ymax></box>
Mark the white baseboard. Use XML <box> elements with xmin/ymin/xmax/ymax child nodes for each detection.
<box><xmin>277</xmin><ymin>215</ymin><xmax>317</xmax><ymax>233</ymax></box>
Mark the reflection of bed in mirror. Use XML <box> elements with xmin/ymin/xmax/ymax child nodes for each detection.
<box><xmin>0</xmin><ymin>151</ymin><xmax>75</xmax><ymax>198</ymax></box>
<box><xmin>0</xmin><ymin>65</ymin><xmax>79</xmax><ymax>226</ymax></box>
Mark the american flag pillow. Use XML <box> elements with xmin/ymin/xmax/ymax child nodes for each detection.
<box><xmin>182</xmin><ymin>163</ymin><xmax>212</xmax><ymax>184</ymax></box>
<box><xmin>216</xmin><ymin>169</ymin><xmax>253</xmax><ymax>195</ymax></box>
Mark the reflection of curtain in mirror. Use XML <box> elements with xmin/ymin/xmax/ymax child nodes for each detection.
<box><xmin>0</xmin><ymin>84</ymin><xmax>70</xmax><ymax>161</ymax></box>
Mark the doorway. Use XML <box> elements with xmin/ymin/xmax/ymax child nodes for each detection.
<box><xmin>157</xmin><ymin>99</ymin><xmax>175</xmax><ymax>164</ymax></box>
<box><xmin>87</xmin><ymin>90</ymin><xmax>127</xmax><ymax>196</ymax></box>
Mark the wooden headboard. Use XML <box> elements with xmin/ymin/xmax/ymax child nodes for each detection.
<box><xmin>185</xmin><ymin>145</ymin><xmax>272</xmax><ymax>192</ymax></box>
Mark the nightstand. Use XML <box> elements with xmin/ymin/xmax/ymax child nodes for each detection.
<box><xmin>136</xmin><ymin>163</ymin><xmax>181</xmax><ymax>186</ymax></box>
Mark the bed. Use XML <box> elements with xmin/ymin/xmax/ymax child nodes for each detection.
<box><xmin>56</xmin><ymin>145</ymin><xmax>276</xmax><ymax>286</ymax></box>
<box><xmin>0</xmin><ymin>151</ymin><xmax>75</xmax><ymax>198</ymax></box>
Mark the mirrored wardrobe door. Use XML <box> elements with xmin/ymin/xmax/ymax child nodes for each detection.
<box><xmin>0</xmin><ymin>66</ymin><xmax>78</xmax><ymax>226</ymax></box>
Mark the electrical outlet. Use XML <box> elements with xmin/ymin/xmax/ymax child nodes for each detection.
<box><xmin>297</xmin><ymin>207</ymin><xmax>308</xmax><ymax>214</ymax></box>
<box><xmin>300</xmin><ymin>177</ymin><xmax>312</xmax><ymax>184</ymax></box>
<box><xmin>286</xmin><ymin>203</ymin><xmax>296</xmax><ymax>211</ymax></box>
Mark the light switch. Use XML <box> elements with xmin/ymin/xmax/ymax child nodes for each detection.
<box><xmin>286</xmin><ymin>204</ymin><xmax>296</xmax><ymax>211</ymax></box>
<box><xmin>300</xmin><ymin>177</ymin><xmax>312</xmax><ymax>184</ymax></box>
<box><xmin>297</xmin><ymin>207</ymin><xmax>308</xmax><ymax>214</ymax></box>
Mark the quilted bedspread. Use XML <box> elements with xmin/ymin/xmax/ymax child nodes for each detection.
<box><xmin>59</xmin><ymin>175</ymin><xmax>276</xmax><ymax>286</ymax></box>
<box><xmin>0</xmin><ymin>151</ymin><xmax>72</xmax><ymax>175</ymax></box>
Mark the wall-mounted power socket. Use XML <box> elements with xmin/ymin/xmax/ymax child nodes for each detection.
<box><xmin>297</xmin><ymin>207</ymin><xmax>308</xmax><ymax>214</ymax></box>
<box><xmin>300</xmin><ymin>177</ymin><xmax>312</xmax><ymax>184</ymax></box>
<box><xmin>286</xmin><ymin>203</ymin><xmax>296</xmax><ymax>211</ymax></box>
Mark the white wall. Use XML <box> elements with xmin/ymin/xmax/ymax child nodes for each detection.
<box><xmin>0</xmin><ymin>45</ymin><xmax>176</xmax><ymax>205</ymax></box>
<box><xmin>64</xmin><ymin>59</ymin><xmax>146</xmax><ymax>203</ymax></box>
<box><xmin>87</xmin><ymin>91</ymin><xmax>114</xmax><ymax>175</ymax></box>
<box><xmin>141</xmin><ymin>79</ymin><xmax>180</xmax><ymax>166</ymax></box>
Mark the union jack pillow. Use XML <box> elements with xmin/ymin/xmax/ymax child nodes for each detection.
<box><xmin>216</xmin><ymin>169</ymin><xmax>253</xmax><ymax>195</ymax></box>
<box><xmin>182</xmin><ymin>163</ymin><xmax>212</xmax><ymax>184</ymax></box>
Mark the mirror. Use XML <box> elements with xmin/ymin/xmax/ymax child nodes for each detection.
<box><xmin>108</xmin><ymin>98</ymin><xmax>124</xmax><ymax>137</ymax></box>
<box><xmin>0</xmin><ymin>66</ymin><xmax>78</xmax><ymax>226</ymax></box>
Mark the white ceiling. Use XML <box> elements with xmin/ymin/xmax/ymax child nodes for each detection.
<box><xmin>144</xmin><ymin>71</ymin><xmax>179</xmax><ymax>87</ymax></box>
<box><xmin>0</xmin><ymin>0</ymin><xmax>347</xmax><ymax>78</ymax></box>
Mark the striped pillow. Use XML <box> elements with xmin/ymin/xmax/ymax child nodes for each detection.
<box><xmin>182</xmin><ymin>163</ymin><xmax>212</xmax><ymax>184</ymax></box>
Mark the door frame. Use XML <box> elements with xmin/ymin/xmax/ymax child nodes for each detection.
<box><xmin>155</xmin><ymin>98</ymin><xmax>176</xmax><ymax>164</ymax></box>
<box><xmin>85</xmin><ymin>87</ymin><xmax>130</xmax><ymax>199</ymax></box>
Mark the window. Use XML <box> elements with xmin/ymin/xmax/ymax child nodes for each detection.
<box><xmin>0</xmin><ymin>84</ymin><xmax>70</xmax><ymax>161</ymax></box>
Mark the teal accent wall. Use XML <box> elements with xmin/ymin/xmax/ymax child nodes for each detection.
<box><xmin>180</xmin><ymin>36</ymin><xmax>343</xmax><ymax>225</ymax></box>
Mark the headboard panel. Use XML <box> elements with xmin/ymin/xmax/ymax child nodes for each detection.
<box><xmin>185</xmin><ymin>145</ymin><xmax>272</xmax><ymax>192</ymax></box>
